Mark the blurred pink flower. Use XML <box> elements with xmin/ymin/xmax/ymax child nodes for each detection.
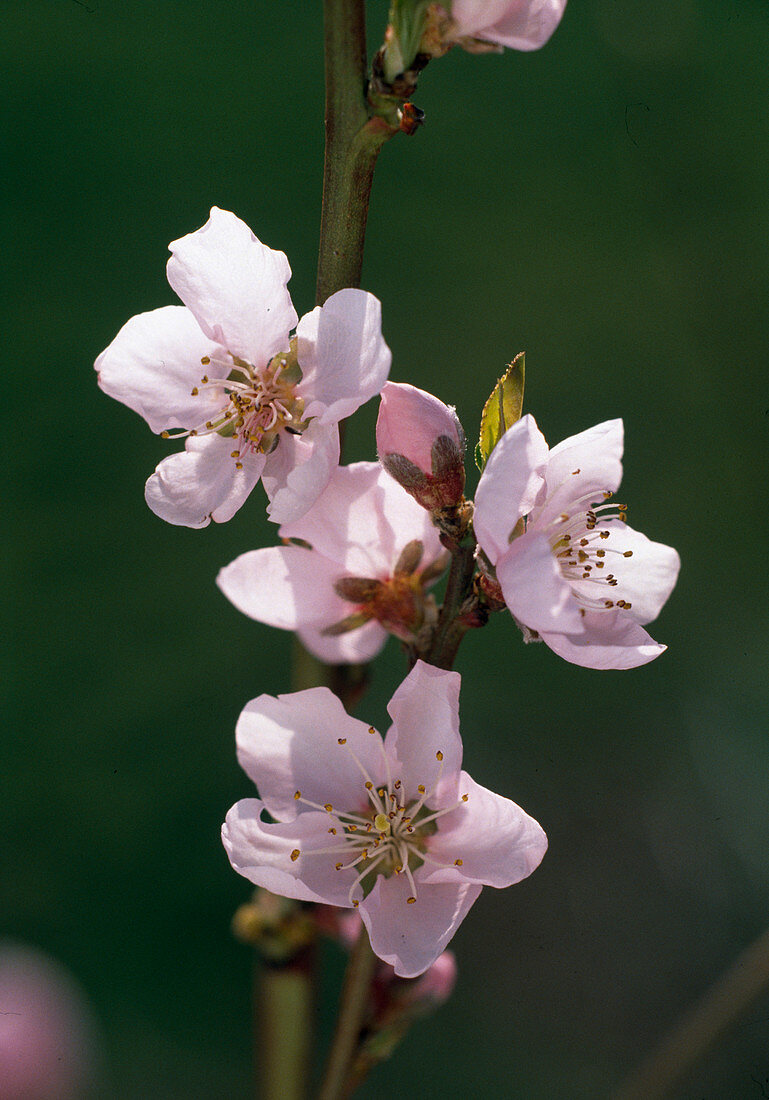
<box><xmin>96</xmin><ymin>207</ymin><xmax>390</xmax><ymax>527</ymax></box>
<box><xmin>222</xmin><ymin>660</ymin><xmax>547</xmax><ymax>977</ymax></box>
<box><xmin>376</xmin><ymin>381</ymin><xmax>466</xmax><ymax>511</ymax></box>
<box><xmin>449</xmin><ymin>0</ymin><xmax>568</xmax><ymax>51</ymax></box>
<box><xmin>217</xmin><ymin>462</ymin><xmax>447</xmax><ymax>663</ymax></box>
<box><xmin>0</xmin><ymin>943</ymin><xmax>99</xmax><ymax>1100</ymax></box>
<box><xmin>473</xmin><ymin>414</ymin><xmax>681</xmax><ymax>669</ymax></box>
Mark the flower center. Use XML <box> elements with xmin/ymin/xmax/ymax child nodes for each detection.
<box><xmin>545</xmin><ymin>485</ymin><xmax>635</xmax><ymax>613</ymax></box>
<box><xmin>162</xmin><ymin>346</ymin><xmax>305</xmax><ymax>465</ymax></box>
<box><xmin>290</xmin><ymin>734</ymin><xmax>468</xmax><ymax>908</ymax></box>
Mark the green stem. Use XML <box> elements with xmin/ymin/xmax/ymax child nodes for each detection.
<box><xmin>316</xmin><ymin>0</ymin><xmax>392</xmax><ymax>306</ymax></box>
<box><xmin>317</xmin><ymin>925</ymin><xmax>379</xmax><ymax>1100</ymax></box>
<box><xmin>612</xmin><ymin>924</ymin><xmax>769</xmax><ymax>1100</ymax></box>
<box><xmin>259</xmin><ymin>951</ymin><xmax>315</xmax><ymax>1100</ymax></box>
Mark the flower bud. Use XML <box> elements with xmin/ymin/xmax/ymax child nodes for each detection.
<box><xmin>377</xmin><ymin>381</ymin><xmax>466</xmax><ymax>511</ymax></box>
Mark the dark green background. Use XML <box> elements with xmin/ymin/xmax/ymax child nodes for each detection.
<box><xmin>5</xmin><ymin>2</ymin><xmax>769</xmax><ymax>1096</ymax></box>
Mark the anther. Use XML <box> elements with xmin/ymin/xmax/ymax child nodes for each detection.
<box><xmin>328</xmin><ymin>828</ymin><xmax>337</xmax><ymax>834</ymax></box>
<box><xmin>200</xmin><ymin>357</ymin><xmax>210</xmax><ymax>365</ymax></box>
<box><xmin>201</xmin><ymin>375</ymin><xmax>209</xmax><ymax>384</ymax></box>
<box><xmin>600</xmin><ymin>531</ymin><xmax>610</xmax><ymax>539</ymax></box>
<box><xmin>337</xmin><ymin>738</ymin><xmax>347</xmax><ymax>745</ymax></box>
<box><xmin>436</xmin><ymin>751</ymin><xmax>444</xmax><ymax>761</ymax></box>
<box><xmin>407</xmin><ymin>896</ymin><xmax>417</xmax><ymax>904</ymax></box>
<box><xmin>191</xmin><ymin>387</ymin><xmax>199</xmax><ymax>396</ymax></box>
<box><xmin>324</xmin><ymin>803</ymin><xmax>333</xmax><ymax>813</ymax></box>
<box><xmin>461</xmin><ymin>794</ymin><xmax>469</xmax><ymax>802</ymax></box>
<box><xmin>454</xmin><ymin>859</ymin><xmax>463</xmax><ymax>866</ymax></box>
<box><xmin>368</xmin><ymin>726</ymin><xmax>376</xmax><ymax>735</ymax></box>
<box><xmin>230</xmin><ymin>450</ymin><xmax>240</xmax><ymax>458</ymax></box>
<box><xmin>571</xmin><ymin>468</ymin><xmax>581</xmax><ymax>475</ymax></box>
<box><xmin>623</xmin><ymin>550</ymin><xmax>634</xmax><ymax>558</ymax></box>
<box><xmin>365</xmin><ymin>781</ymin><xmax>373</xmax><ymax>790</ymax></box>
<box><xmin>294</xmin><ymin>791</ymin><xmax>301</xmax><ymax>800</ymax></box>
<box><xmin>235</xmin><ymin>462</ymin><xmax>243</xmax><ymax>470</ymax></box>
<box><xmin>352</xmin><ymin>899</ymin><xmax>359</xmax><ymax>908</ymax></box>
<box><xmin>161</xmin><ymin>430</ymin><xmax>170</xmax><ymax>439</ymax></box>
<box><xmin>335</xmin><ymin>862</ymin><xmax>343</xmax><ymax>870</ymax></box>
<box><xmin>290</xmin><ymin>849</ymin><xmax>300</xmax><ymax>862</ymax></box>
<box><xmin>417</xmin><ymin>785</ymin><xmax>426</xmax><ymax>794</ymax></box>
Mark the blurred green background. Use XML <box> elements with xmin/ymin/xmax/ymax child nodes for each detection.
<box><xmin>5</xmin><ymin>1</ymin><xmax>769</xmax><ymax>1096</ymax></box>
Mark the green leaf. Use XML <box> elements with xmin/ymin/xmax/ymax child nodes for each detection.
<box><xmin>475</xmin><ymin>352</ymin><xmax>525</xmax><ymax>471</ymax></box>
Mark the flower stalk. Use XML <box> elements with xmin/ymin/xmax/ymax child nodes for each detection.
<box><xmin>317</xmin><ymin>925</ymin><xmax>379</xmax><ymax>1100</ymax></box>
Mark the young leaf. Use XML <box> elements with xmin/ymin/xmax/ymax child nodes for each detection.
<box><xmin>475</xmin><ymin>352</ymin><xmax>525</xmax><ymax>470</ymax></box>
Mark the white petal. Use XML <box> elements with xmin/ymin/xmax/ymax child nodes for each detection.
<box><xmin>222</xmin><ymin>799</ymin><xmax>359</xmax><ymax>906</ymax></box>
<box><xmin>298</xmin><ymin>621</ymin><xmax>389</xmax><ymax>665</ymax></box>
<box><xmin>359</xmin><ymin>874</ymin><xmax>481</xmax><ymax>978</ymax></box>
<box><xmin>144</xmin><ymin>434</ymin><xmax>265</xmax><ymax>528</ymax></box>
<box><xmin>95</xmin><ymin>306</ymin><xmax>224</xmax><ymax>434</ymax></box>
<box><xmin>496</xmin><ymin>533</ymin><xmax>585</xmax><ymax>635</ymax></box>
<box><xmin>263</xmin><ymin>420</ymin><xmax>340</xmax><ymax>525</ymax></box>
<box><xmin>235</xmin><ymin>689</ymin><xmax>387</xmax><ymax>821</ymax></box>
<box><xmin>567</xmin><ymin>521</ymin><xmax>680</xmax><ymax>626</ymax></box>
<box><xmin>296</xmin><ymin>289</ymin><xmax>391</xmax><ymax>424</ymax></box>
<box><xmin>540</xmin><ymin>611</ymin><xmax>667</xmax><ymax>669</ymax></box>
<box><xmin>474</xmin><ymin>415</ymin><xmax>549</xmax><ymax>563</ymax></box>
<box><xmin>217</xmin><ymin>546</ymin><xmax>347</xmax><ymax>630</ymax></box>
<box><xmin>384</xmin><ymin>661</ymin><xmax>463</xmax><ymax>804</ymax></box>
<box><xmin>279</xmin><ymin>462</ymin><xmax>443</xmax><ymax>578</ymax></box>
<box><xmin>167</xmin><ymin>207</ymin><xmax>297</xmax><ymax>366</ymax></box>
<box><xmin>423</xmin><ymin>774</ymin><xmax>548</xmax><ymax>888</ymax></box>
<box><xmin>534</xmin><ymin>419</ymin><xmax>624</xmax><ymax>529</ymax></box>
<box><xmin>452</xmin><ymin>0</ymin><xmax>567</xmax><ymax>51</ymax></box>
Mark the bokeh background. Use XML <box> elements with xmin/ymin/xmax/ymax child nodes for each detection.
<box><xmin>5</xmin><ymin>1</ymin><xmax>769</xmax><ymax>1096</ymax></box>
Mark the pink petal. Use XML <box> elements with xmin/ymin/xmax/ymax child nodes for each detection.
<box><xmin>452</xmin><ymin>0</ymin><xmax>567</xmax><ymax>50</ymax></box>
<box><xmin>359</xmin><ymin>873</ymin><xmax>481</xmax><ymax>978</ymax></box>
<box><xmin>567</xmin><ymin>521</ymin><xmax>680</xmax><ymax>626</ymax></box>
<box><xmin>166</xmin><ymin>207</ymin><xmax>297</xmax><ymax>367</ymax></box>
<box><xmin>222</xmin><ymin>800</ymin><xmax>358</xmax><ymax>906</ymax></box>
<box><xmin>534</xmin><ymin>419</ymin><xmax>624</xmax><ymax>529</ymax></box>
<box><xmin>296</xmin><ymin>289</ymin><xmax>391</xmax><ymax>424</ymax></box>
<box><xmin>144</xmin><ymin>434</ymin><xmax>265</xmax><ymax>528</ymax></box>
<box><xmin>384</xmin><ymin>661</ymin><xmax>463</xmax><ymax>804</ymax></box>
<box><xmin>263</xmin><ymin>419</ymin><xmax>340</xmax><ymax>525</ymax></box>
<box><xmin>376</xmin><ymin>381</ymin><xmax>463</xmax><ymax>475</ymax></box>
<box><xmin>279</xmin><ymin>462</ymin><xmax>443</xmax><ymax>577</ymax></box>
<box><xmin>217</xmin><ymin>546</ymin><xmax>347</xmax><ymax>630</ymax></box>
<box><xmin>422</xmin><ymin>774</ymin><xmax>547</xmax><ymax>888</ymax></box>
<box><xmin>474</xmin><ymin>414</ymin><xmax>549</xmax><ymax>563</ymax></box>
<box><xmin>297</xmin><ymin>621</ymin><xmax>389</xmax><ymax>665</ymax></box>
<box><xmin>235</xmin><ymin>690</ymin><xmax>387</xmax><ymax>821</ymax></box>
<box><xmin>95</xmin><ymin>305</ymin><xmax>224</xmax><ymax>434</ymax></box>
<box><xmin>539</xmin><ymin>610</ymin><xmax>667</xmax><ymax>669</ymax></box>
<box><xmin>496</xmin><ymin>532</ymin><xmax>585</xmax><ymax>635</ymax></box>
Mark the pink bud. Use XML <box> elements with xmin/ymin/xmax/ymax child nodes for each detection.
<box><xmin>404</xmin><ymin>950</ymin><xmax>457</xmax><ymax>1008</ymax></box>
<box><xmin>0</xmin><ymin>943</ymin><xmax>99</xmax><ymax>1100</ymax></box>
<box><xmin>376</xmin><ymin>382</ymin><xmax>466</xmax><ymax>511</ymax></box>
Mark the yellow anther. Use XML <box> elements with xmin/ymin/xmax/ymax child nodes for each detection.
<box><xmin>161</xmin><ymin>430</ymin><xmax>170</xmax><ymax>439</ymax></box>
<box><xmin>200</xmin><ymin>356</ymin><xmax>210</xmax><ymax>365</ymax></box>
<box><xmin>191</xmin><ymin>387</ymin><xmax>199</xmax><ymax>396</ymax></box>
<box><xmin>436</xmin><ymin>751</ymin><xmax>444</xmax><ymax>761</ymax></box>
<box><xmin>571</xmin><ymin>468</ymin><xmax>581</xmax><ymax>475</ymax></box>
<box><xmin>407</xmin><ymin>896</ymin><xmax>417</xmax><ymax>904</ymax></box>
<box><xmin>368</xmin><ymin>726</ymin><xmax>376</xmax><ymax>735</ymax></box>
<box><xmin>201</xmin><ymin>375</ymin><xmax>209</xmax><ymax>383</ymax></box>
<box><xmin>230</xmin><ymin>450</ymin><xmax>240</xmax><ymax>459</ymax></box>
<box><xmin>290</xmin><ymin>849</ymin><xmax>300</xmax><ymax>862</ymax></box>
<box><xmin>365</xmin><ymin>781</ymin><xmax>373</xmax><ymax>790</ymax></box>
<box><xmin>235</xmin><ymin>462</ymin><xmax>243</xmax><ymax>470</ymax></box>
<box><xmin>623</xmin><ymin>550</ymin><xmax>634</xmax><ymax>558</ymax></box>
<box><xmin>328</xmin><ymin>827</ymin><xmax>337</xmax><ymax>834</ymax></box>
<box><xmin>461</xmin><ymin>793</ymin><xmax>469</xmax><ymax>802</ymax></box>
<box><xmin>352</xmin><ymin>899</ymin><xmax>359</xmax><ymax>907</ymax></box>
<box><xmin>454</xmin><ymin>859</ymin><xmax>463</xmax><ymax>866</ymax></box>
<box><xmin>417</xmin><ymin>784</ymin><xmax>426</xmax><ymax>794</ymax></box>
<box><xmin>324</xmin><ymin>803</ymin><xmax>333</xmax><ymax>813</ymax></box>
<box><xmin>337</xmin><ymin>737</ymin><xmax>347</xmax><ymax>744</ymax></box>
<box><xmin>335</xmin><ymin>862</ymin><xmax>343</xmax><ymax>870</ymax></box>
<box><xmin>294</xmin><ymin>791</ymin><xmax>301</xmax><ymax>800</ymax></box>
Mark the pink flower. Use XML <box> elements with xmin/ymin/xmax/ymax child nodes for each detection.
<box><xmin>376</xmin><ymin>382</ymin><xmax>466</xmax><ymax>511</ymax></box>
<box><xmin>473</xmin><ymin>415</ymin><xmax>681</xmax><ymax>669</ymax></box>
<box><xmin>95</xmin><ymin>208</ymin><xmax>390</xmax><ymax>527</ymax></box>
<box><xmin>0</xmin><ymin>943</ymin><xmax>99</xmax><ymax>1100</ymax></box>
<box><xmin>449</xmin><ymin>0</ymin><xmax>568</xmax><ymax>51</ymax></box>
<box><xmin>222</xmin><ymin>661</ymin><xmax>547</xmax><ymax>978</ymax></box>
<box><xmin>217</xmin><ymin>462</ymin><xmax>448</xmax><ymax>663</ymax></box>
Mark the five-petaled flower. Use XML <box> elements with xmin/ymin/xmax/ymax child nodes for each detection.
<box><xmin>473</xmin><ymin>414</ymin><xmax>681</xmax><ymax>669</ymax></box>
<box><xmin>217</xmin><ymin>462</ymin><xmax>448</xmax><ymax>663</ymax></box>
<box><xmin>222</xmin><ymin>660</ymin><xmax>547</xmax><ymax>977</ymax></box>
<box><xmin>95</xmin><ymin>207</ymin><xmax>390</xmax><ymax>527</ymax></box>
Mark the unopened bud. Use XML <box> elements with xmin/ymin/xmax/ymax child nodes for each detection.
<box><xmin>377</xmin><ymin>382</ymin><xmax>465</xmax><ymax>511</ymax></box>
